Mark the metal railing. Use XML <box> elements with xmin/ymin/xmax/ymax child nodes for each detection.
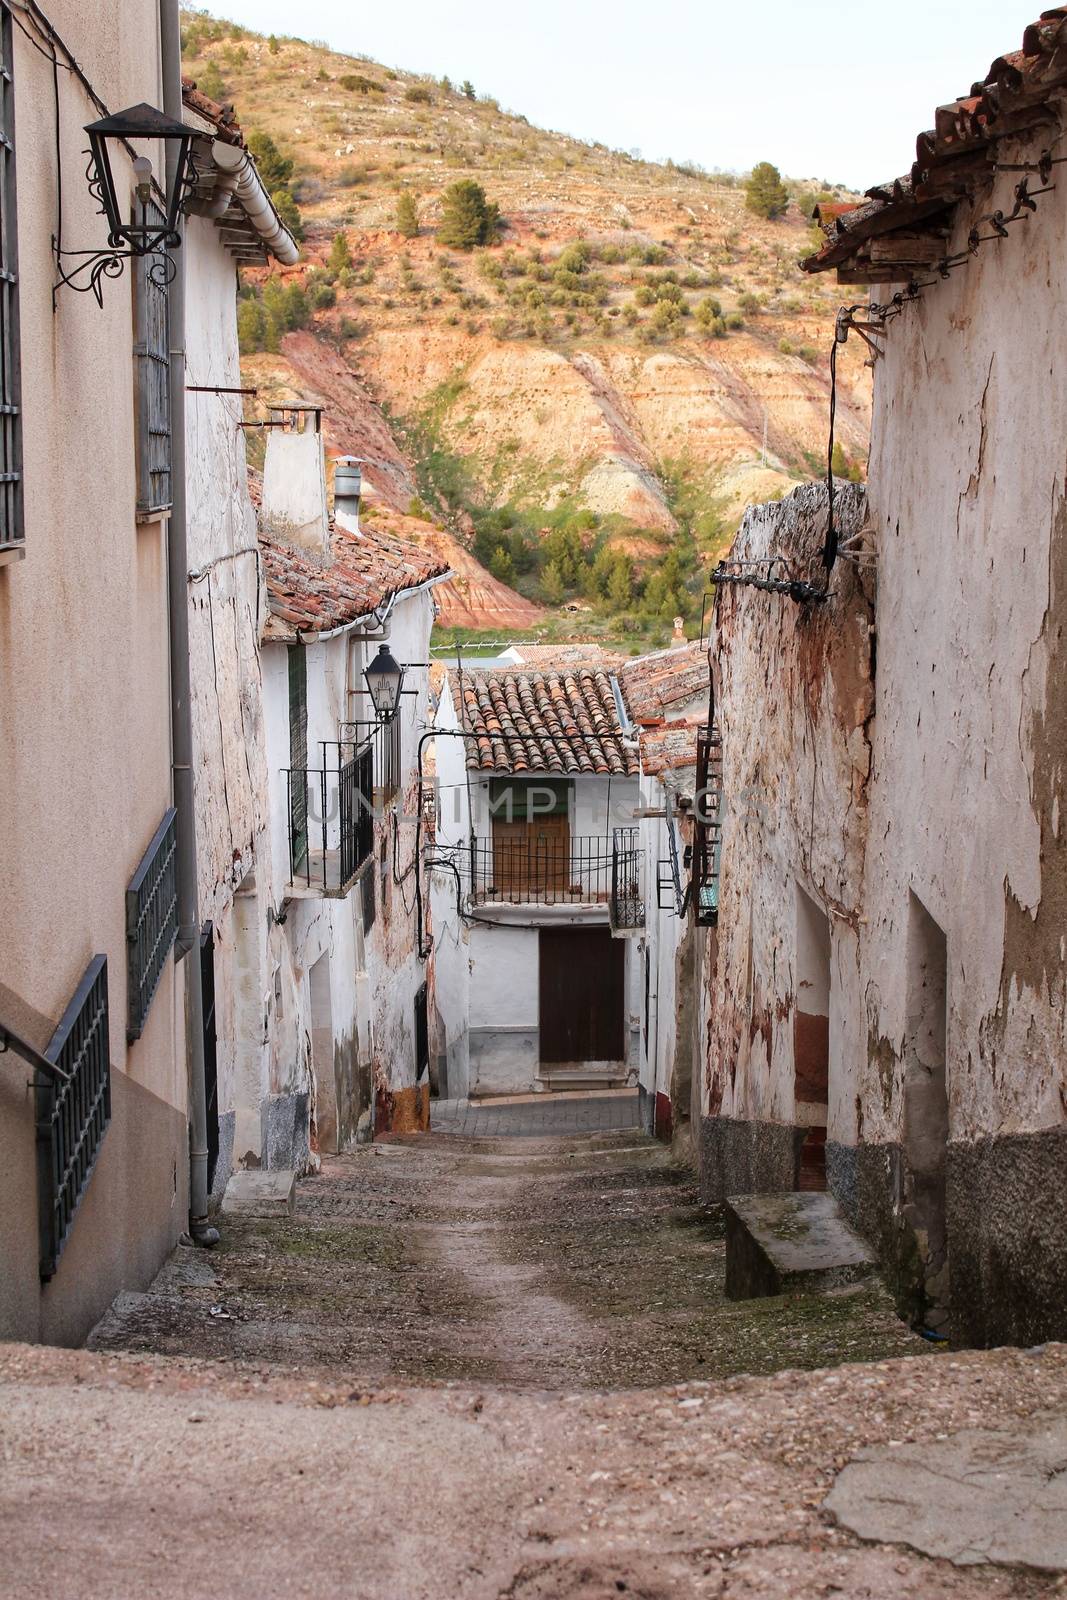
<box><xmin>36</xmin><ymin>955</ymin><xmax>111</xmax><ymax>1281</ymax></box>
<box><xmin>693</xmin><ymin>729</ymin><xmax>723</xmax><ymax>927</ymax></box>
<box><xmin>340</xmin><ymin>713</ymin><xmax>401</xmax><ymax>800</ymax></box>
<box><xmin>470</xmin><ymin>834</ymin><xmax>618</xmax><ymax>906</ymax></box>
<box><xmin>610</xmin><ymin>826</ymin><xmax>645</xmax><ymax>932</ymax></box>
<box><xmin>285</xmin><ymin>737</ymin><xmax>374</xmax><ymax>895</ymax></box>
<box><xmin>125</xmin><ymin>807</ymin><xmax>178</xmax><ymax>1040</ymax></box>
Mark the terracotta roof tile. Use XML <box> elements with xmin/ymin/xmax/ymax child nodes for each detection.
<box><xmin>458</xmin><ymin>667</ymin><xmax>638</xmax><ymax>777</ymax></box>
<box><xmin>639</xmin><ymin>719</ymin><xmax>703</xmax><ymax>777</ymax></box>
<box><xmin>260</xmin><ymin>523</ymin><xmax>448</xmax><ymax>638</ymax></box>
<box><xmin>617</xmin><ymin>642</ymin><xmax>709</xmax><ymax>726</ymax></box>
<box><xmin>804</xmin><ymin>9</ymin><xmax>1067</xmax><ymax>280</ymax></box>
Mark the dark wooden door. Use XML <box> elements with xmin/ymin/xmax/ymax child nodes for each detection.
<box><xmin>539</xmin><ymin>927</ymin><xmax>625</xmax><ymax>1063</ymax></box>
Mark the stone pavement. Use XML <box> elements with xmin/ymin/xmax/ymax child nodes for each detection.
<box><xmin>6</xmin><ymin>1125</ymin><xmax>1065</xmax><ymax>1597</ymax></box>
<box><xmin>431</xmin><ymin>1087</ymin><xmax>643</xmax><ymax>1137</ymax></box>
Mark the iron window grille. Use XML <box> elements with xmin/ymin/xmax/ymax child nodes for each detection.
<box><xmin>693</xmin><ymin>729</ymin><xmax>723</xmax><ymax>927</ymax></box>
<box><xmin>285</xmin><ymin>737</ymin><xmax>374</xmax><ymax>896</ymax></box>
<box><xmin>133</xmin><ymin>202</ymin><xmax>172</xmax><ymax>516</ymax></box>
<box><xmin>470</xmin><ymin>834</ymin><xmax>618</xmax><ymax>906</ymax></box>
<box><xmin>0</xmin><ymin>8</ymin><xmax>22</xmax><ymax>558</ymax></box>
<box><xmin>610</xmin><ymin>826</ymin><xmax>645</xmax><ymax>933</ymax></box>
<box><xmin>125</xmin><ymin>807</ymin><xmax>179</xmax><ymax>1040</ymax></box>
<box><xmin>36</xmin><ymin>956</ymin><xmax>111</xmax><ymax>1280</ymax></box>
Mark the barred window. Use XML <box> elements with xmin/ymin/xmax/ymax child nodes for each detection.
<box><xmin>133</xmin><ymin>205</ymin><xmax>171</xmax><ymax>516</ymax></box>
<box><xmin>0</xmin><ymin>8</ymin><xmax>22</xmax><ymax>558</ymax></box>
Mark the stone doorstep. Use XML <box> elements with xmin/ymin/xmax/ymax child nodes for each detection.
<box><xmin>724</xmin><ymin>1190</ymin><xmax>877</xmax><ymax>1301</ymax></box>
<box><xmin>220</xmin><ymin>1168</ymin><xmax>297</xmax><ymax>1218</ymax></box>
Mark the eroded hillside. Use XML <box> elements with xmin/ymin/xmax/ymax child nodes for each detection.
<box><xmin>184</xmin><ymin>11</ymin><xmax>870</xmax><ymax>644</ymax></box>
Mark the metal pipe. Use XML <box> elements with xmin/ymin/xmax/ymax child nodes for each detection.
<box><xmin>161</xmin><ymin>0</ymin><xmax>217</xmax><ymax>1248</ymax></box>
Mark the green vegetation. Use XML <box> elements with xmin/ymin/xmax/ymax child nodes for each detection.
<box><xmin>462</xmin><ymin>80</ymin><xmax>476</xmax><ymax>99</ymax></box>
<box><xmin>438</xmin><ymin>179</ymin><xmax>501</xmax><ymax>249</ymax></box>
<box><xmin>247</xmin><ymin>130</ymin><xmax>304</xmax><ymax>241</ymax></box>
<box><xmin>745</xmin><ymin>161</ymin><xmax>790</xmax><ymax>220</ymax></box>
<box><xmin>327</xmin><ymin>231</ymin><xmax>352</xmax><ymax>275</ymax></box>
<box><xmin>395</xmin><ymin>191</ymin><xmax>419</xmax><ymax>238</ymax></box>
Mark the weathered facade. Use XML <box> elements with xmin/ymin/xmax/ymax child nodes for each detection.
<box><xmin>698</xmin><ymin>12</ymin><xmax>1067</xmax><ymax>1346</ymax></box>
<box><xmin>256</xmin><ymin>417</ymin><xmax>448</xmax><ymax>1152</ymax></box>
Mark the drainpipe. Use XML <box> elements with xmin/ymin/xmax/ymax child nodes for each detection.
<box><xmin>161</xmin><ymin>0</ymin><xmax>218</xmax><ymax>1247</ymax></box>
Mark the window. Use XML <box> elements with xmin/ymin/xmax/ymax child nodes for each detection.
<box><xmin>288</xmin><ymin>645</ymin><xmax>309</xmax><ymax>876</ymax></box>
<box><xmin>133</xmin><ymin>203</ymin><xmax>171</xmax><ymax>516</ymax></box>
<box><xmin>0</xmin><ymin>8</ymin><xmax>22</xmax><ymax>559</ymax></box>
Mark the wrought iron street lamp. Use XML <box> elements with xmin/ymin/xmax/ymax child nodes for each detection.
<box><xmin>364</xmin><ymin>644</ymin><xmax>406</xmax><ymax>723</ymax></box>
<box><xmin>55</xmin><ymin>102</ymin><xmax>199</xmax><ymax>305</ymax></box>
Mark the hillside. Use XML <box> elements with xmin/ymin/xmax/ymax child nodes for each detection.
<box><xmin>183</xmin><ymin>11</ymin><xmax>871</xmax><ymax>646</ymax></box>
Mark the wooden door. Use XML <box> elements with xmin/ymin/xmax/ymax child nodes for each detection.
<box><xmin>539</xmin><ymin>927</ymin><xmax>625</xmax><ymax>1063</ymax></box>
<box><xmin>493</xmin><ymin>813</ymin><xmax>570</xmax><ymax>898</ymax></box>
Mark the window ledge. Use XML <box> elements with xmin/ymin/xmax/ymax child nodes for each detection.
<box><xmin>0</xmin><ymin>542</ymin><xmax>26</xmax><ymax>568</ymax></box>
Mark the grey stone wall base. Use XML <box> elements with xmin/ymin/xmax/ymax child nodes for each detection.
<box><xmin>698</xmin><ymin>1115</ymin><xmax>802</xmax><ymax>1205</ymax></box>
<box><xmin>947</xmin><ymin>1128</ymin><xmax>1067</xmax><ymax>1349</ymax></box>
<box><xmin>263</xmin><ymin>1092</ymin><xmax>311</xmax><ymax>1176</ymax></box>
<box><xmin>826</xmin><ymin>1139</ymin><xmax>923</xmax><ymax>1326</ymax></box>
<box><xmin>638</xmin><ymin>1084</ymin><xmax>655</xmax><ymax>1137</ymax></box>
<box><xmin>208</xmin><ymin>1110</ymin><xmax>236</xmax><ymax>1213</ymax></box>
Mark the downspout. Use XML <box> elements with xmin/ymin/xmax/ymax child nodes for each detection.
<box><xmin>161</xmin><ymin>0</ymin><xmax>218</xmax><ymax>1247</ymax></box>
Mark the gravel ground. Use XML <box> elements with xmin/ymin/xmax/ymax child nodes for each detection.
<box><xmin>4</xmin><ymin>1127</ymin><xmax>1064</xmax><ymax>1597</ymax></box>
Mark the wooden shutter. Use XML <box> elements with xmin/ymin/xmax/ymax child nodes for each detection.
<box><xmin>133</xmin><ymin>202</ymin><xmax>171</xmax><ymax>515</ymax></box>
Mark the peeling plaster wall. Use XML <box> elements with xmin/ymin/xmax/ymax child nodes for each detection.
<box><xmin>859</xmin><ymin>146</ymin><xmax>1067</xmax><ymax>1343</ymax></box>
<box><xmin>638</xmin><ymin>770</ymin><xmax>696</xmax><ymax>1146</ymax></box>
<box><xmin>699</xmin><ymin>481</ymin><xmax>874</xmax><ymax>1196</ymax></box>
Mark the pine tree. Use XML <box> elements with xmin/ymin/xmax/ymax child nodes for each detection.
<box><xmin>830</xmin><ymin>440</ymin><xmax>849</xmax><ymax>479</ymax></box>
<box><xmin>607</xmin><ymin>557</ymin><xmax>633</xmax><ymax>611</ymax></box>
<box><xmin>541</xmin><ymin>560</ymin><xmax>565</xmax><ymax>605</ymax></box>
<box><xmin>745</xmin><ymin>161</ymin><xmax>790</xmax><ymax>220</ymax></box>
<box><xmin>395</xmin><ymin>191</ymin><xmax>419</xmax><ymax>239</ymax></box>
<box><xmin>489</xmin><ymin>545</ymin><xmax>514</xmax><ymax>585</ymax></box>
<box><xmin>461</xmin><ymin>80</ymin><xmax>475</xmax><ymax>99</ymax></box>
<box><xmin>438</xmin><ymin>179</ymin><xmax>500</xmax><ymax>250</ymax></box>
<box><xmin>268</xmin><ymin>33</ymin><xmax>280</xmax><ymax>54</ymax></box>
<box><xmin>327</xmin><ymin>231</ymin><xmax>352</xmax><ymax>276</ymax></box>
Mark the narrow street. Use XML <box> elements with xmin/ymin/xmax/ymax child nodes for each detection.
<box><xmin>3</xmin><ymin>1105</ymin><xmax>1064</xmax><ymax>1598</ymax></box>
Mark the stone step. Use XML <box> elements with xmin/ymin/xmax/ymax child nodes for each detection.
<box><xmin>221</xmin><ymin>1167</ymin><xmax>297</xmax><ymax>1217</ymax></box>
<box><xmin>724</xmin><ymin>1190</ymin><xmax>877</xmax><ymax>1300</ymax></box>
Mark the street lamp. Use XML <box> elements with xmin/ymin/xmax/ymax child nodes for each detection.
<box><xmin>364</xmin><ymin>645</ymin><xmax>406</xmax><ymax>723</ymax></box>
<box><xmin>55</xmin><ymin>102</ymin><xmax>199</xmax><ymax>304</ymax></box>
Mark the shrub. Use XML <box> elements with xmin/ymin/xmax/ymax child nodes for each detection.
<box><xmin>327</xmin><ymin>231</ymin><xmax>352</xmax><ymax>276</ymax></box>
<box><xmin>738</xmin><ymin>291</ymin><xmax>763</xmax><ymax>314</ymax></box>
<box><xmin>340</xmin><ymin>73</ymin><xmax>381</xmax><ymax>94</ymax></box>
<box><xmin>309</xmin><ymin>282</ymin><xmax>336</xmax><ymax>310</ymax></box>
<box><xmin>489</xmin><ymin>546</ymin><xmax>514</xmax><ymax>584</ymax></box>
<box><xmin>237</xmin><ymin>297</ymin><xmax>267</xmax><ymax>353</ymax></box>
<box><xmin>395</xmin><ymin>190</ymin><xmax>419</xmax><ymax>238</ymax></box>
<box><xmin>798</xmin><ymin>344</ymin><xmax>818</xmax><ymax>363</ymax></box>
<box><xmin>462</xmin><ymin>80</ymin><xmax>476</xmax><ymax>99</ymax></box>
<box><xmin>438</xmin><ymin>179</ymin><xmax>500</xmax><ymax>249</ymax></box>
<box><xmin>268</xmin><ymin>33</ymin><xmax>280</xmax><ymax>54</ymax></box>
<box><xmin>745</xmin><ymin>161</ymin><xmax>789</xmax><ymax>219</ymax></box>
<box><xmin>779</xmin><ymin>337</ymin><xmax>794</xmax><ymax>355</ymax></box>
<box><xmin>694</xmin><ymin>295</ymin><xmax>722</xmax><ymax>327</ymax></box>
<box><xmin>337</xmin><ymin>163</ymin><xmax>368</xmax><ymax>188</ymax></box>
<box><xmin>197</xmin><ymin>60</ymin><xmax>226</xmax><ymax>102</ymax></box>
<box><xmin>404</xmin><ymin>84</ymin><xmax>433</xmax><ymax>104</ymax></box>
<box><xmin>725</xmin><ymin>312</ymin><xmax>744</xmax><ymax>330</ymax></box>
<box><xmin>271</xmin><ymin>187</ymin><xmax>304</xmax><ymax>242</ymax></box>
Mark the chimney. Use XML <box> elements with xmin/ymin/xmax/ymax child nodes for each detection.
<box><xmin>672</xmin><ymin>615</ymin><xmax>686</xmax><ymax>645</ymax></box>
<box><xmin>332</xmin><ymin>456</ymin><xmax>364</xmax><ymax>535</ymax></box>
<box><xmin>261</xmin><ymin>405</ymin><xmax>330</xmax><ymax>561</ymax></box>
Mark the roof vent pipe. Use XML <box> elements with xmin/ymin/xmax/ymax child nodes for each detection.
<box><xmin>333</xmin><ymin>456</ymin><xmax>364</xmax><ymax>534</ymax></box>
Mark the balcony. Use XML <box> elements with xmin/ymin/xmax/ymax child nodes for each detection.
<box><xmin>469</xmin><ymin>833</ymin><xmax>643</xmax><ymax>925</ymax></box>
<box><xmin>610</xmin><ymin>827</ymin><xmax>645</xmax><ymax>933</ymax></box>
<box><xmin>693</xmin><ymin>729</ymin><xmax>722</xmax><ymax>927</ymax></box>
<box><xmin>285</xmin><ymin>738</ymin><xmax>374</xmax><ymax>896</ymax></box>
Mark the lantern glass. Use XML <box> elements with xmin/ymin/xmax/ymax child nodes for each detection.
<box><xmin>83</xmin><ymin>103</ymin><xmax>198</xmax><ymax>255</ymax></box>
<box><xmin>364</xmin><ymin>645</ymin><xmax>405</xmax><ymax>722</ymax></box>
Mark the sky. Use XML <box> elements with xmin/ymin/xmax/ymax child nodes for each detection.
<box><xmin>206</xmin><ymin>1</ymin><xmax>1040</xmax><ymax>190</ymax></box>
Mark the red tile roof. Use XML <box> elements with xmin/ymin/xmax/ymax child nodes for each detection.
<box><xmin>639</xmin><ymin>719</ymin><xmax>703</xmax><ymax>778</ymax></box>
<box><xmin>458</xmin><ymin>667</ymin><xmax>638</xmax><ymax>776</ymax></box>
<box><xmin>804</xmin><ymin>9</ymin><xmax>1067</xmax><ymax>281</ymax></box>
<box><xmin>261</xmin><ymin>523</ymin><xmax>449</xmax><ymax>639</ymax></box>
<box><xmin>617</xmin><ymin>642</ymin><xmax>709</xmax><ymax>726</ymax></box>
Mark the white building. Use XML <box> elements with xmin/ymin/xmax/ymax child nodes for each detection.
<box><xmin>432</xmin><ymin>662</ymin><xmax>644</xmax><ymax>1098</ymax></box>
<box><xmin>257</xmin><ymin>417</ymin><xmax>449</xmax><ymax>1148</ymax></box>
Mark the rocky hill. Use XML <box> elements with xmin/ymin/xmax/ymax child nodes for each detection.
<box><xmin>183</xmin><ymin>10</ymin><xmax>870</xmax><ymax>645</ymax></box>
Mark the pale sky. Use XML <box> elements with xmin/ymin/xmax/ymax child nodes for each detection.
<box><xmin>204</xmin><ymin>1</ymin><xmax>1039</xmax><ymax>189</ymax></box>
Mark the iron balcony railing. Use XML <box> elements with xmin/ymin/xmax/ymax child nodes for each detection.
<box><xmin>693</xmin><ymin>728</ymin><xmax>723</xmax><ymax>927</ymax></box>
<box><xmin>610</xmin><ymin>826</ymin><xmax>645</xmax><ymax>932</ymax></box>
<box><xmin>285</xmin><ymin>737</ymin><xmax>374</xmax><ymax>896</ymax></box>
<box><xmin>126</xmin><ymin>807</ymin><xmax>178</xmax><ymax>1041</ymax></box>
<box><xmin>36</xmin><ymin>955</ymin><xmax>111</xmax><ymax>1281</ymax></box>
<box><xmin>469</xmin><ymin>834</ymin><xmax>623</xmax><ymax>907</ymax></box>
<box><xmin>340</xmin><ymin>713</ymin><xmax>402</xmax><ymax>800</ymax></box>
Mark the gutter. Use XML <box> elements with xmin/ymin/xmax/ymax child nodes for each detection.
<box><xmin>292</xmin><ymin>570</ymin><xmax>454</xmax><ymax>645</ymax></box>
<box><xmin>206</xmin><ymin>141</ymin><xmax>300</xmax><ymax>265</ymax></box>
<box><xmin>161</xmin><ymin>0</ymin><xmax>218</xmax><ymax>1248</ymax></box>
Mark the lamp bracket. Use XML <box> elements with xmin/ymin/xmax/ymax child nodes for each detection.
<box><xmin>52</xmin><ymin>239</ymin><xmax>176</xmax><ymax>310</ymax></box>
